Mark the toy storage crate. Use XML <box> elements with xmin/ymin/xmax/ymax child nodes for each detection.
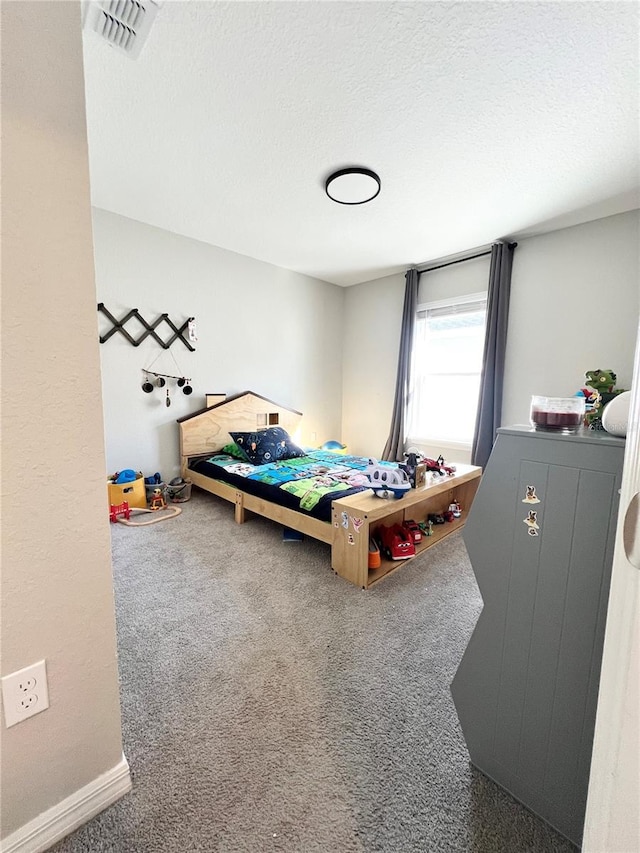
<box><xmin>145</xmin><ymin>482</ymin><xmax>168</xmax><ymax>504</ymax></box>
<box><xmin>167</xmin><ymin>480</ymin><xmax>192</xmax><ymax>502</ymax></box>
<box><xmin>108</xmin><ymin>476</ymin><xmax>146</xmax><ymax>509</ymax></box>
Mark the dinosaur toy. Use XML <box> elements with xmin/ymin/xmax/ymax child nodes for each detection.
<box><xmin>583</xmin><ymin>369</ymin><xmax>626</xmax><ymax>429</ymax></box>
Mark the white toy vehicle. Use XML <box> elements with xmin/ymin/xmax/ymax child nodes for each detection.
<box><xmin>364</xmin><ymin>459</ymin><xmax>411</xmax><ymax>499</ymax></box>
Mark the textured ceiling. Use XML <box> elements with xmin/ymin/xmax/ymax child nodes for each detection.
<box><xmin>82</xmin><ymin>1</ymin><xmax>639</xmax><ymax>286</ymax></box>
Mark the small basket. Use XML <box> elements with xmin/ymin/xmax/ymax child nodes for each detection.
<box><xmin>145</xmin><ymin>482</ymin><xmax>168</xmax><ymax>505</ymax></box>
<box><xmin>167</xmin><ymin>480</ymin><xmax>192</xmax><ymax>503</ymax></box>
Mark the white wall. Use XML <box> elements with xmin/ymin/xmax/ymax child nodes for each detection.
<box><xmin>341</xmin><ymin>272</ymin><xmax>405</xmax><ymax>457</ymax></box>
<box><xmin>93</xmin><ymin>208</ymin><xmax>346</xmax><ymax>479</ymax></box>
<box><xmin>1</xmin><ymin>0</ymin><xmax>126</xmax><ymax>842</ymax></box>
<box><xmin>502</xmin><ymin>210</ymin><xmax>640</xmax><ymax>425</ymax></box>
<box><xmin>342</xmin><ymin>211</ymin><xmax>639</xmax><ymax>459</ymax></box>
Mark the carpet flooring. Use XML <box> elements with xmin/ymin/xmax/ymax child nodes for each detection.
<box><xmin>52</xmin><ymin>491</ymin><xmax>575</xmax><ymax>853</ymax></box>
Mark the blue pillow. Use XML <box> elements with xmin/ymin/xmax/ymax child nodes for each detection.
<box><xmin>230</xmin><ymin>427</ymin><xmax>306</xmax><ymax>465</ymax></box>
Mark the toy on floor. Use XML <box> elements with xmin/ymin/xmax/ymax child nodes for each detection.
<box><xmin>115</xmin><ymin>505</ymin><xmax>182</xmax><ymax>526</ymax></box>
<box><xmin>109</xmin><ymin>501</ymin><xmax>131</xmax><ymax>523</ymax></box>
<box><xmin>149</xmin><ymin>487</ymin><xmax>166</xmax><ymax>511</ymax></box>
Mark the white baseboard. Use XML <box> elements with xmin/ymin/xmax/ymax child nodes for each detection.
<box><xmin>1</xmin><ymin>754</ymin><xmax>131</xmax><ymax>853</ymax></box>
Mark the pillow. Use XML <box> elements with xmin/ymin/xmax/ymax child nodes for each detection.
<box><xmin>230</xmin><ymin>427</ymin><xmax>306</xmax><ymax>465</ymax></box>
<box><xmin>221</xmin><ymin>441</ymin><xmax>251</xmax><ymax>462</ymax></box>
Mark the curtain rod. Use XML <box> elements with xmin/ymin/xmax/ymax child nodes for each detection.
<box><xmin>417</xmin><ymin>242</ymin><xmax>517</xmax><ymax>275</ymax></box>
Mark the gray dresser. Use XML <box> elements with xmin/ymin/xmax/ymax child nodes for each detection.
<box><xmin>451</xmin><ymin>426</ymin><xmax>625</xmax><ymax>846</ymax></box>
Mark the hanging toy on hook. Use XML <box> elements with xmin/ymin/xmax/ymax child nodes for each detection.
<box><xmin>140</xmin><ymin>368</ymin><xmax>194</xmax><ymax>400</ymax></box>
<box><xmin>142</xmin><ymin>348</ymin><xmax>193</xmax><ymax>401</ymax></box>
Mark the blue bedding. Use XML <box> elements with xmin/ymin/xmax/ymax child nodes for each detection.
<box><xmin>189</xmin><ymin>450</ymin><xmax>400</xmax><ymax>522</ymax></box>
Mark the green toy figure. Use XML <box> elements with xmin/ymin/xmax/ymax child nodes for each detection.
<box><xmin>584</xmin><ymin>369</ymin><xmax>626</xmax><ymax>430</ymax></box>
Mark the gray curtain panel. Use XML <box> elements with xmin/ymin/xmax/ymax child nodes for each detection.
<box><xmin>381</xmin><ymin>268</ymin><xmax>419</xmax><ymax>461</ymax></box>
<box><xmin>471</xmin><ymin>242</ymin><xmax>516</xmax><ymax>468</ymax></box>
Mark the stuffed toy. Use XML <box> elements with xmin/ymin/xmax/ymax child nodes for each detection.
<box><xmin>583</xmin><ymin>369</ymin><xmax>626</xmax><ymax>430</ymax></box>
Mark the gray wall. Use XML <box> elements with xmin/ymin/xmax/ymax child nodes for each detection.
<box><xmin>502</xmin><ymin>211</ymin><xmax>639</xmax><ymax>426</ymax></box>
<box><xmin>93</xmin><ymin>208</ymin><xmax>346</xmax><ymax>478</ymax></box>
<box><xmin>342</xmin><ymin>210</ymin><xmax>640</xmax><ymax>459</ymax></box>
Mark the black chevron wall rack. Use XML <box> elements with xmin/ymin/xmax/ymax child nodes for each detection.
<box><xmin>97</xmin><ymin>304</ymin><xmax>196</xmax><ymax>352</ymax></box>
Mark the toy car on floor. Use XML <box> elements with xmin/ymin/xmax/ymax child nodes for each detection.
<box><xmin>377</xmin><ymin>524</ymin><xmax>416</xmax><ymax>560</ymax></box>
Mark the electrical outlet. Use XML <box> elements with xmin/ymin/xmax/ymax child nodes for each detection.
<box><xmin>2</xmin><ymin>660</ymin><xmax>49</xmax><ymax>727</ymax></box>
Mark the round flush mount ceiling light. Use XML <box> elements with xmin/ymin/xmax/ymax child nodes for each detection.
<box><xmin>325</xmin><ymin>167</ymin><xmax>381</xmax><ymax>205</ymax></box>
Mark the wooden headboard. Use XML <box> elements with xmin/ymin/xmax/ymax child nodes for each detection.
<box><xmin>178</xmin><ymin>391</ymin><xmax>302</xmax><ymax>463</ymax></box>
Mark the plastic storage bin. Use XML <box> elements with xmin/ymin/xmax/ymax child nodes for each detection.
<box><xmin>167</xmin><ymin>480</ymin><xmax>192</xmax><ymax>502</ymax></box>
<box><xmin>107</xmin><ymin>475</ymin><xmax>146</xmax><ymax>509</ymax></box>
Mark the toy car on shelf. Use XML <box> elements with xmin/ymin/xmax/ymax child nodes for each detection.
<box><xmin>377</xmin><ymin>524</ymin><xmax>416</xmax><ymax>560</ymax></box>
<box><xmin>448</xmin><ymin>501</ymin><xmax>462</xmax><ymax>518</ymax></box>
<box><xmin>428</xmin><ymin>512</ymin><xmax>446</xmax><ymax>525</ymax></box>
<box><xmin>403</xmin><ymin>519</ymin><xmax>423</xmax><ymax>544</ymax></box>
<box><xmin>424</xmin><ymin>455</ymin><xmax>456</xmax><ymax>476</ymax></box>
<box><xmin>368</xmin><ymin>537</ymin><xmax>381</xmax><ymax>570</ymax></box>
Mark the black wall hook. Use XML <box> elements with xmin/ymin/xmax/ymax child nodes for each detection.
<box><xmin>98</xmin><ymin>304</ymin><xmax>196</xmax><ymax>352</ymax></box>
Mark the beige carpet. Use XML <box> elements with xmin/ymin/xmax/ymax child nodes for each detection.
<box><xmin>52</xmin><ymin>490</ymin><xmax>575</xmax><ymax>852</ymax></box>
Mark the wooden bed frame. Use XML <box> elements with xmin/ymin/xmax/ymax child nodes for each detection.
<box><xmin>178</xmin><ymin>391</ymin><xmax>482</xmax><ymax>588</ymax></box>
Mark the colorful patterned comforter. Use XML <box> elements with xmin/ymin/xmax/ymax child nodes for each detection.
<box><xmin>190</xmin><ymin>450</ymin><xmax>400</xmax><ymax>522</ymax></box>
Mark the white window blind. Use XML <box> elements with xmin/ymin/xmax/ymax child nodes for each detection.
<box><xmin>408</xmin><ymin>294</ymin><xmax>487</xmax><ymax>446</ymax></box>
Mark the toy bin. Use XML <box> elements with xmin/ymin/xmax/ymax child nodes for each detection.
<box><xmin>167</xmin><ymin>479</ymin><xmax>192</xmax><ymax>503</ymax></box>
<box><xmin>107</xmin><ymin>475</ymin><xmax>147</xmax><ymax>509</ymax></box>
<box><xmin>145</xmin><ymin>482</ymin><xmax>168</xmax><ymax>504</ymax></box>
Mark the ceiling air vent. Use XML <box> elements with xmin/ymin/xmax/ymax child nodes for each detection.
<box><xmin>83</xmin><ymin>0</ymin><xmax>160</xmax><ymax>59</ymax></box>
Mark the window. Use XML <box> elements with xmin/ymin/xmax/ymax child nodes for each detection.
<box><xmin>407</xmin><ymin>293</ymin><xmax>487</xmax><ymax>446</ymax></box>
